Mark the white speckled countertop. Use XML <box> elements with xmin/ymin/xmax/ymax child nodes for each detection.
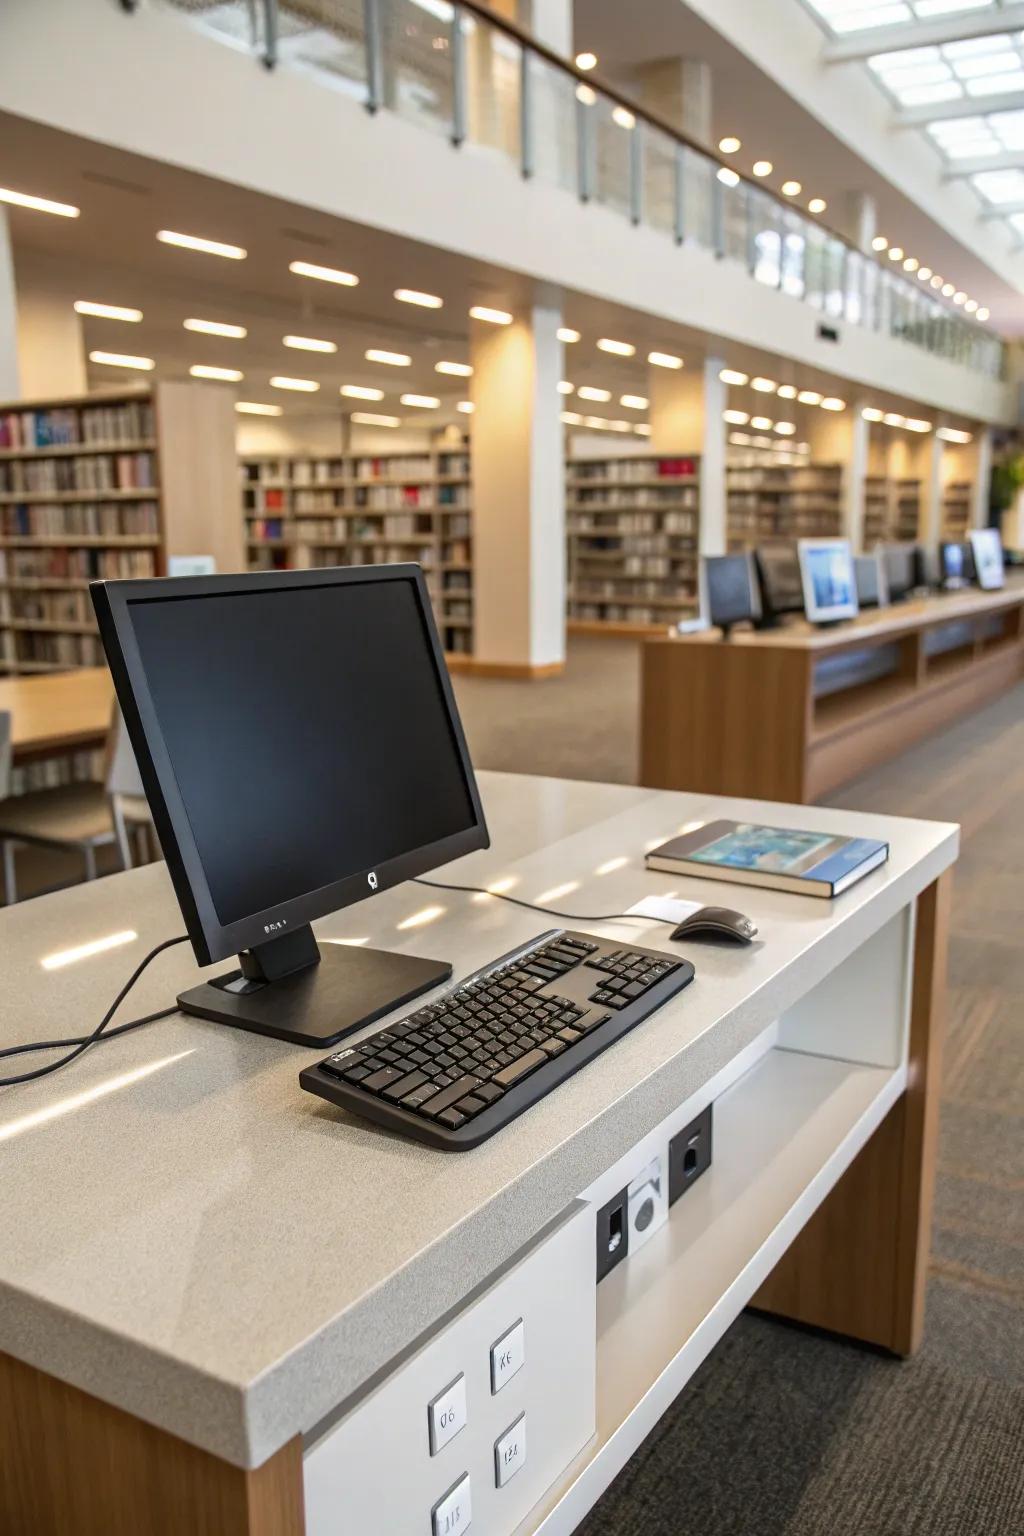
<box><xmin>0</xmin><ymin>771</ymin><xmax>957</xmax><ymax>1468</ymax></box>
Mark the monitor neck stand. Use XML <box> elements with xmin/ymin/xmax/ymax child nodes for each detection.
<box><xmin>176</xmin><ymin>921</ymin><xmax>452</xmax><ymax>1048</ymax></box>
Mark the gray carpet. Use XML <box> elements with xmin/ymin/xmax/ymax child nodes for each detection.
<box><xmin>454</xmin><ymin>644</ymin><xmax>1024</xmax><ymax>1536</ymax></box>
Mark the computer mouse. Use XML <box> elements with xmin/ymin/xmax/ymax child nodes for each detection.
<box><xmin>670</xmin><ymin>907</ymin><xmax>758</xmax><ymax>944</ymax></box>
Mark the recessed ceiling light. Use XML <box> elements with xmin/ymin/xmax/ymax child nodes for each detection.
<box><xmin>558</xmin><ymin>380</ymin><xmax>575</xmax><ymax>394</ymax></box>
<box><xmin>456</xmin><ymin>401</ymin><xmax>474</xmax><ymax>413</ymax></box>
<box><xmin>717</xmin><ymin>167</ymin><xmax>740</xmax><ymax>187</ymax></box>
<box><xmin>470</xmin><ymin>305</ymin><xmax>513</xmax><ymax>324</ymax></box>
<box><xmin>931</xmin><ymin>274</ymin><xmax>943</xmax><ymax>288</ymax></box>
<box><xmin>74</xmin><ymin>301</ymin><xmax>142</xmax><ymax>322</ymax></box>
<box><xmin>888</xmin><ymin>246</ymin><xmax>904</xmax><ymax>261</ymax></box>
<box><xmin>729</xmin><ymin>431</ymin><xmax>751</xmax><ymax>446</ymax></box>
<box><xmin>612</xmin><ymin>107</ymin><xmax>636</xmax><ymax>130</ymax></box>
<box><xmin>89</xmin><ymin>351</ymin><xmax>154</xmax><ymax>370</ymax></box>
<box><xmin>937</xmin><ymin>427</ymin><xmax>973</xmax><ymax>444</ymax></box>
<box><xmin>620</xmin><ymin>394</ymin><xmax>648</xmax><ymax>409</ymax></box>
<box><xmin>883</xmin><ymin>412</ymin><xmax>905</xmax><ymax>427</ymax></box>
<box><xmin>871</xmin><ymin>235</ymin><xmax>888</xmax><ymax>251</ymax></box>
<box><xmin>235</xmin><ymin>401</ymin><xmax>283</xmax><ymax>416</ymax></box>
<box><xmin>340</xmin><ymin>384</ymin><xmax>384</xmax><ymax>400</ymax></box>
<box><xmin>751</xmin><ymin>436</ymin><xmax>773</xmax><ymax>448</ymax></box>
<box><xmin>575</xmin><ymin>51</ymin><xmax>597</xmax><ymax>70</ymax></box>
<box><xmin>797</xmin><ymin>389</ymin><xmax>822</xmax><ymax>405</ymax></box>
<box><xmin>774</xmin><ymin>421</ymin><xmax>796</xmax><ymax>435</ymax></box>
<box><xmin>576</xmin><ymin>84</ymin><xmax>597</xmax><ymax>106</ymax></box>
<box><xmin>578</xmin><ymin>386</ymin><xmax>612</xmax><ymax>401</ymax></box>
<box><xmin>284</xmin><ymin>334</ymin><xmax>337</xmax><ymax>353</ymax></box>
<box><xmin>401</xmin><ymin>393</ymin><xmax>440</xmax><ymax>408</ymax></box>
<box><xmin>903</xmin><ymin>257</ymin><xmax>919</xmax><ymax>272</ymax></box>
<box><xmin>820</xmin><ymin>397</ymin><xmax>845</xmax><ymax>412</ymax></box>
<box><xmin>597</xmin><ymin>337</ymin><xmax>636</xmax><ymax>356</ymax></box>
<box><xmin>558</xmin><ymin>327</ymin><xmax>581</xmax><ymax>343</ymax></box>
<box><xmin>0</xmin><ymin>186</ymin><xmax>79</xmax><ymax>218</ymax></box>
<box><xmin>719</xmin><ymin>368</ymin><xmax>749</xmax><ymax>385</ymax></box>
<box><xmin>953</xmin><ymin>291</ymin><xmax>966</xmax><ymax>305</ymax></box>
<box><xmin>752</xmin><ymin>160</ymin><xmax>773</xmax><ymax>177</ymax></box>
<box><xmin>648</xmin><ymin>351</ymin><xmax>683</xmax><ymax>369</ymax></box>
<box><xmin>905</xmin><ymin>418</ymin><xmax>931</xmax><ymax>433</ymax></box>
<box><xmin>977</xmin><ymin>307</ymin><xmax>989</xmax><ymax>321</ymax></box>
<box><xmin>435</xmin><ymin>360</ymin><xmax>473</xmax><ymax>376</ymax></box>
<box><xmin>781</xmin><ymin>180</ymin><xmax>801</xmax><ymax>197</ymax></box>
<box><xmin>723</xmin><ymin>409</ymin><xmax>749</xmax><ymax>424</ymax></box>
<box><xmin>751</xmin><ymin>376</ymin><xmax>777</xmax><ymax>392</ymax></box>
<box><xmin>862</xmin><ymin>407</ymin><xmax>884</xmax><ymax>422</ymax></box>
<box><xmin>366</xmin><ymin>348</ymin><xmax>411</xmax><ymax>366</ymax></box>
<box><xmin>270</xmin><ymin>376</ymin><xmax>320</xmax><ymax>391</ymax></box>
<box><xmin>750</xmin><ymin>415</ymin><xmax>773</xmax><ymax>430</ymax></box>
<box><xmin>561</xmin><ymin>411</ymin><xmax>583</xmax><ymax>425</ymax></box>
<box><xmin>395</xmin><ymin>288</ymin><xmax>443</xmax><ymax>308</ymax></box>
<box><xmin>289</xmin><ymin>259</ymin><xmax>358</xmax><ymax>286</ymax></box>
<box><xmin>777</xmin><ymin>384</ymin><xmax>798</xmax><ymax>399</ymax></box>
<box><xmin>942</xmin><ymin>282</ymin><xmax>955</xmax><ymax>296</ymax></box>
<box><xmin>808</xmin><ymin>198</ymin><xmax>827</xmax><ymax>214</ymax></box>
<box><xmin>635</xmin><ymin>423</ymin><xmax>652</xmax><ymax>436</ymax></box>
<box><xmin>351</xmin><ymin>411</ymin><xmax>400</xmax><ymax>427</ymax></box>
<box><xmin>190</xmin><ymin>364</ymin><xmax>243</xmax><ymax>381</ymax></box>
<box><xmin>964</xmin><ymin>298</ymin><xmax>978</xmax><ymax>313</ymax></box>
<box><xmin>184</xmin><ymin>317</ymin><xmax>246</xmax><ymax>338</ymax></box>
<box><xmin>157</xmin><ymin>229</ymin><xmax>246</xmax><ymax>259</ymax></box>
<box><xmin>719</xmin><ymin>137</ymin><xmax>741</xmax><ymax>153</ymax></box>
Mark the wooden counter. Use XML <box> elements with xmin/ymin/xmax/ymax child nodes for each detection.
<box><xmin>641</xmin><ymin>583</ymin><xmax>1024</xmax><ymax>803</ymax></box>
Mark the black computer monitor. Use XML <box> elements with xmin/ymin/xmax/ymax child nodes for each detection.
<box><xmin>939</xmin><ymin>540</ymin><xmax>969</xmax><ymax>589</ymax></box>
<box><xmin>882</xmin><ymin>544</ymin><xmax>917</xmax><ymax>603</ymax></box>
<box><xmin>854</xmin><ymin>551</ymin><xmax>889</xmax><ymax>608</ymax></box>
<box><xmin>91</xmin><ymin>565</ymin><xmax>489</xmax><ymax>1046</ymax></box>
<box><xmin>702</xmin><ymin>552</ymin><xmax>761</xmax><ymax>637</ymax></box>
<box><xmin>754</xmin><ymin>543</ymin><xmax>805</xmax><ymax>624</ymax></box>
<box><xmin>798</xmin><ymin>538</ymin><xmax>859</xmax><ymax>625</ymax></box>
<box><xmin>913</xmin><ymin>543</ymin><xmax>939</xmax><ymax>592</ymax></box>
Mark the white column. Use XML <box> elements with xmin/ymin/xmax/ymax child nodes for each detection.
<box><xmin>16</xmin><ymin>281</ymin><xmax>86</xmax><ymax>397</ymax></box>
<box><xmin>630</xmin><ymin>58</ymin><xmax>712</xmax><ymax>145</ymax></box>
<box><xmin>844</xmin><ymin>192</ymin><xmax>877</xmax><ymax>255</ymax></box>
<box><xmin>0</xmin><ymin>209</ymin><xmax>20</xmax><ymax>397</ymax></box>
<box><xmin>920</xmin><ymin>432</ymin><xmax>944</xmax><ymax>547</ymax></box>
<box><xmin>471</xmin><ymin>301</ymin><xmax>565</xmax><ymax>675</ymax></box>
<box><xmin>519</xmin><ymin>0</ymin><xmax>572</xmax><ymax>54</ymax></box>
<box><xmin>648</xmin><ymin>354</ymin><xmax>726</xmax><ymax>554</ymax></box>
<box><xmin>972</xmin><ymin>428</ymin><xmax>993</xmax><ymax>528</ymax></box>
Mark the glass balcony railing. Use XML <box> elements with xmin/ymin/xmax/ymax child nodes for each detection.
<box><xmin>150</xmin><ymin>0</ymin><xmax>1006</xmax><ymax>381</ymax></box>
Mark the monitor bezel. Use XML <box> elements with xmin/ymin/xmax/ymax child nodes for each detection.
<box><xmin>968</xmin><ymin>527</ymin><xmax>1005</xmax><ymax>591</ymax></box>
<box><xmin>699</xmin><ymin>551</ymin><xmax>762</xmax><ymax>632</ymax></box>
<box><xmin>797</xmin><ymin>537</ymin><xmax>859</xmax><ymax>623</ymax></box>
<box><xmin>91</xmin><ymin>564</ymin><xmax>489</xmax><ymax>966</ymax></box>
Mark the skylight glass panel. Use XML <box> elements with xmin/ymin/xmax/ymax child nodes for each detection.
<box><xmin>991</xmin><ymin>109</ymin><xmax>1024</xmax><ymax>148</ymax></box>
<box><xmin>971</xmin><ymin>168</ymin><xmax>1024</xmax><ymax>203</ymax></box>
<box><xmin>1008</xmin><ymin>211</ymin><xmax>1024</xmax><ymax>232</ymax></box>
<box><xmin>945</xmin><ymin>34</ymin><xmax>1015</xmax><ymax>60</ymax></box>
<box><xmin>952</xmin><ymin>52</ymin><xmax>1017</xmax><ymax>80</ymax></box>
<box><xmin>813</xmin><ymin>3</ymin><xmax>913</xmax><ymax>35</ymax></box>
<box><xmin>915</xmin><ymin>0</ymin><xmax>995</xmax><ymax>15</ymax></box>
<box><xmin>967</xmin><ymin>70</ymin><xmax>1024</xmax><ymax>95</ymax></box>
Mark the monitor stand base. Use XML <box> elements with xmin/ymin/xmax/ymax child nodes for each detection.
<box><xmin>177</xmin><ymin>939</ymin><xmax>452</xmax><ymax>1048</ymax></box>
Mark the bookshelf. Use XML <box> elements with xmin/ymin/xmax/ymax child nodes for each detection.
<box><xmin>862</xmin><ymin>477</ymin><xmax>922</xmax><ymax>546</ymax></box>
<box><xmin>242</xmin><ymin>449</ymin><xmax>474</xmax><ymax>656</ymax></box>
<box><xmin>0</xmin><ymin>384</ymin><xmax>241</xmax><ymax>676</ymax></box>
<box><xmin>566</xmin><ymin>455</ymin><xmax>700</xmax><ymax>634</ymax></box>
<box><xmin>941</xmin><ymin>481</ymin><xmax>972</xmax><ymax>539</ymax></box>
<box><xmin>726</xmin><ymin>463</ymin><xmax>842</xmax><ymax>551</ymax></box>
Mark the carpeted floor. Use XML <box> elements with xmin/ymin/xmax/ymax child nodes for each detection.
<box><xmin>454</xmin><ymin>640</ymin><xmax>1024</xmax><ymax>1536</ymax></box>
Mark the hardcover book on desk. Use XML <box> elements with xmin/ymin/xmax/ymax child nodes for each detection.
<box><xmin>646</xmin><ymin>821</ymin><xmax>889</xmax><ymax>897</ymax></box>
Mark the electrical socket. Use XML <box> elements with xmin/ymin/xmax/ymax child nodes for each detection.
<box><xmin>627</xmin><ymin>1155</ymin><xmax>668</xmax><ymax>1255</ymax></box>
<box><xmin>595</xmin><ymin>1185</ymin><xmax>629</xmax><ymax>1283</ymax></box>
<box><xmin>668</xmin><ymin>1104</ymin><xmax>713</xmax><ymax>1206</ymax></box>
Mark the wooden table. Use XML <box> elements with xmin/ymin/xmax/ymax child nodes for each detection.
<box><xmin>641</xmin><ymin>583</ymin><xmax>1024</xmax><ymax>803</ymax></box>
<box><xmin>0</xmin><ymin>666</ymin><xmax>113</xmax><ymax>764</ymax></box>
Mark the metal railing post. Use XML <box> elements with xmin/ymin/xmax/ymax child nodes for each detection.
<box><xmin>262</xmin><ymin>0</ymin><xmax>278</xmax><ymax>69</ymax></box>
<box><xmin>576</xmin><ymin>92</ymin><xmax>593</xmax><ymax>203</ymax></box>
<box><xmin>711</xmin><ymin>172</ymin><xmax>725</xmax><ymax>259</ymax></box>
<box><xmin>673</xmin><ymin>144</ymin><xmax>686</xmax><ymax>245</ymax></box>
<box><xmin>519</xmin><ymin>47</ymin><xmax>533</xmax><ymax>178</ymax></box>
<box><xmin>364</xmin><ymin>0</ymin><xmax>384</xmax><ymax>113</ymax></box>
<box><xmin>628</xmin><ymin>124</ymin><xmax>642</xmax><ymax>226</ymax></box>
<box><xmin>451</xmin><ymin>5</ymin><xmax>467</xmax><ymax>147</ymax></box>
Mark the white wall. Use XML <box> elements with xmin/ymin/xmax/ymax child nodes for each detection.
<box><xmin>0</xmin><ymin>0</ymin><xmax>1014</xmax><ymax>426</ymax></box>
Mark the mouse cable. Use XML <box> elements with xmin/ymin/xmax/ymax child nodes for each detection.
<box><xmin>0</xmin><ymin>934</ymin><xmax>188</xmax><ymax>1088</ymax></box>
<box><xmin>411</xmin><ymin>876</ymin><xmax>678</xmax><ymax>927</ymax></box>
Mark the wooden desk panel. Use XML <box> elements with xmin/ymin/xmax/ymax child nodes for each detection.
<box><xmin>0</xmin><ymin>667</ymin><xmax>113</xmax><ymax>762</ymax></box>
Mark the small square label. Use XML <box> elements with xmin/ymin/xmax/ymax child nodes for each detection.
<box><xmin>490</xmin><ymin>1318</ymin><xmax>524</xmax><ymax>1394</ymax></box>
<box><xmin>495</xmin><ymin>1413</ymin><xmax>526</xmax><ymax>1488</ymax></box>
<box><xmin>428</xmin><ymin>1373</ymin><xmax>467</xmax><ymax>1456</ymax></box>
<box><xmin>432</xmin><ymin>1472</ymin><xmax>471</xmax><ymax>1536</ymax></box>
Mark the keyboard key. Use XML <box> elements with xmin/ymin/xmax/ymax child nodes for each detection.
<box><xmin>456</xmin><ymin>1094</ymin><xmax>486</xmax><ymax>1116</ymax></box>
<box><xmin>421</xmin><ymin>1075</ymin><xmax>484</xmax><ymax>1117</ymax></box>
<box><xmin>382</xmin><ymin>1070</ymin><xmax>429</xmax><ymax>1102</ymax></box>
<box><xmin>342</xmin><ymin>1064</ymin><xmax>373</xmax><ymax>1082</ymax></box>
<box><xmin>475</xmin><ymin>1082</ymin><xmax>504</xmax><ymax>1104</ymax></box>
<box><xmin>362</xmin><ymin>1066</ymin><xmax>406</xmax><ymax>1094</ymax></box>
<box><xmin>402</xmin><ymin>1081</ymin><xmax>440</xmax><ymax>1109</ymax></box>
<box><xmin>437</xmin><ymin>1107</ymin><xmax>466</xmax><ymax>1129</ymax></box>
<box><xmin>494</xmin><ymin>1049</ymin><xmax>548</xmax><ymax>1087</ymax></box>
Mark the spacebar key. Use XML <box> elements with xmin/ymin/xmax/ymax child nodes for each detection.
<box><xmin>420</xmin><ymin>1075</ymin><xmax>483</xmax><ymax>1118</ymax></box>
<box><xmin>494</xmin><ymin>1049</ymin><xmax>549</xmax><ymax>1087</ymax></box>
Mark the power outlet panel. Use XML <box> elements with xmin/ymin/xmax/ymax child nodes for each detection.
<box><xmin>668</xmin><ymin>1104</ymin><xmax>713</xmax><ymax>1206</ymax></box>
<box><xmin>595</xmin><ymin>1185</ymin><xmax>629</xmax><ymax>1282</ymax></box>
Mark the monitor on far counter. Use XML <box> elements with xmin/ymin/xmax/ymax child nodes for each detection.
<box><xmin>701</xmin><ymin>552</ymin><xmax>762</xmax><ymax>638</ymax></box>
<box><xmin>754</xmin><ymin>543</ymin><xmax>805</xmax><ymax>625</ymax></box>
<box><xmin>969</xmin><ymin>527</ymin><xmax>1005</xmax><ymax>591</ymax></box>
<box><xmin>854</xmin><ymin>551</ymin><xmax>889</xmax><ymax>609</ymax></box>
<box><xmin>798</xmin><ymin>538</ymin><xmax>859</xmax><ymax>625</ymax></box>
<box><xmin>882</xmin><ymin>544</ymin><xmax>917</xmax><ymax>603</ymax></box>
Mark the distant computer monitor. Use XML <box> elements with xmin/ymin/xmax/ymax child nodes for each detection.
<box><xmin>913</xmin><ymin>543</ymin><xmax>939</xmax><ymax>592</ymax></box>
<box><xmin>939</xmin><ymin>540</ymin><xmax>969</xmax><ymax>589</ymax></box>
<box><xmin>969</xmin><ymin>527</ymin><xmax>1005</xmax><ymax>590</ymax></box>
<box><xmin>798</xmin><ymin>538</ymin><xmax>859</xmax><ymax>624</ymax></box>
<box><xmin>754</xmin><ymin>543</ymin><xmax>805</xmax><ymax>624</ymax></box>
<box><xmin>854</xmin><ymin>551</ymin><xmax>889</xmax><ymax>609</ymax></box>
<box><xmin>882</xmin><ymin>544</ymin><xmax>917</xmax><ymax>603</ymax></box>
<box><xmin>92</xmin><ymin>565</ymin><xmax>489</xmax><ymax>1046</ymax></box>
<box><xmin>701</xmin><ymin>553</ymin><xmax>761</xmax><ymax>637</ymax></box>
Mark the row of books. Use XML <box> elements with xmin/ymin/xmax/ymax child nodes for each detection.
<box><xmin>308</xmin><ymin>545</ymin><xmax>436</xmax><ymax>567</ymax></box>
<box><xmin>248</xmin><ymin>519</ymin><xmax>287</xmax><ymax>542</ymax></box>
<box><xmin>0</xmin><ymin>547</ymin><xmax>157</xmax><ymax>580</ymax></box>
<box><xmin>8</xmin><ymin>748</ymin><xmax>104</xmax><ymax>798</ymax></box>
<box><xmin>569</xmin><ymin>602</ymin><xmax>693</xmax><ymax>624</ymax></box>
<box><xmin>1</xmin><ymin>588</ymin><xmax>94</xmax><ymax>624</ymax></box>
<box><xmin>570</xmin><ymin>512</ymin><xmax>698</xmax><ymax>535</ymax></box>
<box><xmin>576</xmin><ymin>555</ymin><xmax>694</xmax><ymax>578</ymax></box>
<box><xmin>572</xmin><ymin>581</ymin><xmax>677</xmax><ymax>602</ymax></box>
<box><xmin>296</xmin><ymin>514</ymin><xmax>434</xmax><ymax>540</ymax></box>
<box><xmin>568</xmin><ymin>457</ymin><xmax>698</xmax><ymax>483</ymax></box>
<box><xmin>1</xmin><ymin>502</ymin><xmax>160</xmax><ymax>538</ymax></box>
<box><xmin>444</xmin><ymin>628</ymin><xmax>473</xmax><ymax>655</ymax></box>
<box><xmin>438</xmin><ymin>454</ymin><xmax>470</xmax><ymax>478</ymax></box>
<box><xmin>0</xmin><ymin>399</ymin><xmax>153</xmax><ymax>451</ymax></box>
<box><xmin>570</xmin><ymin>489</ymin><xmax>700</xmax><ymax>511</ymax></box>
<box><xmin>244</xmin><ymin>487</ymin><xmax>286</xmax><ymax>511</ymax></box>
<box><xmin>8</xmin><ymin>631</ymin><xmax>106</xmax><ymax>666</ymax></box>
<box><xmin>0</xmin><ymin>452</ymin><xmax>156</xmax><ymax>494</ymax></box>
<box><xmin>573</xmin><ymin>534</ymin><xmax>692</xmax><ymax>557</ymax></box>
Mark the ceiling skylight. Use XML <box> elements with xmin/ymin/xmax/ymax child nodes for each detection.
<box><xmin>866</xmin><ymin>33</ymin><xmax>1024</xmax><ymax>107</ymax></box>
<box><xmin>803</xmin><ymin>0</ymin><xmax>996</xmax><ymax>37</ymax></box>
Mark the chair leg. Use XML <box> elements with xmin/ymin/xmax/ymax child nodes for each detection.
<box><xmin>2</xmin><ymin>840</ymin><xmax>15</xmax><ymax>906</ymax></box>
<box><xmin>112</xmin><ymin>803</ymin><xmax>133</xmax><ymax>871</ymax></box>
<box><xmin>83</xmin><ymin>844</ymin><xmax>98</xmax><ymax>881</ymax></box>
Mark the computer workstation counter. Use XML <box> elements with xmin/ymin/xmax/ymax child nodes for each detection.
<box><xmin>641</xmin><ymin>579</ymin><xmax>1024</xmax><ymax>804</ymax></box>
<box><xmin>0</xmin><ymin>769</ymin><xmax>956</xmax><ymax>1536</ymax></box>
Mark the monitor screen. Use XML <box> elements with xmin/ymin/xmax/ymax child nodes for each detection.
<box><xmin>754</xmin><ymin>544</ymin><xmax>804</xmax><ymax>618</ymax></box>
<box><xmin>853</xmin><ymin>553</ymin><xmax>886</xmax><ymax>608</ymax></box>
<box><xmin>703</xmin><ymin>553</ymin><xmax>759</xmax><ymax>633</ymax></box>
<box><xmin>798</xmin><ymin>539</ymin><xmax>859</xmax><ymax>623</ymax></box>
<box><xmin>969</xmin><ymin>527</ymin><xmax>1005</xmax><ymax>590</ymax></box>
<box><xmin>882</xmin><ymin>544</ymin><xmax>916</xmax><ymax>601</ymax></box>
<box><xmin>940</xmin><ymin>541</ymin><xmax>965</xmax><ymax>582</ymax></box>
<box><xmin>94</xmin><ymin>568</ymin><xmax>487</xmax><ymax>963</ymax></box>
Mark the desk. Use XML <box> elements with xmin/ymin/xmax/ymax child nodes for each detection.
<box><xmin>0</xmin><ymin>771</ymin><xmax>956</xmax><ymax>1536</ymax></box>
<box><xmin>641</xmin><ymin>583</ymin><xmax>1024</xmax><ymax>803</ymax></box>
<box><xmin>0</xmin><ymin>666</ymin><xmax>113</xmax><ymax>763</ymax></box>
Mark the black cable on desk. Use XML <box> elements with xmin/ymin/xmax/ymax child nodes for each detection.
<box><xmin>411</xmin><ymin>876</ymin><xmax>677</xmax><ymax>926</ymax></box>
<box><xmin>0</xmin><ymin>934</ymin><xmax>188</xmax><ymax>1088</ymax></box>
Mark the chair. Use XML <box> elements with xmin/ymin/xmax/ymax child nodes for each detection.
<box><xmin>0</xmin><ymin>706</ymin><xmax>155</xmax><ymax>905</ymax></box>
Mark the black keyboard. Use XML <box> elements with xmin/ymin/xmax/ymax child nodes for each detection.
<box><xmin>299</xmin><ymin>930</ymin><xmax>695</xmax><ymax>1148</ymax></box>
